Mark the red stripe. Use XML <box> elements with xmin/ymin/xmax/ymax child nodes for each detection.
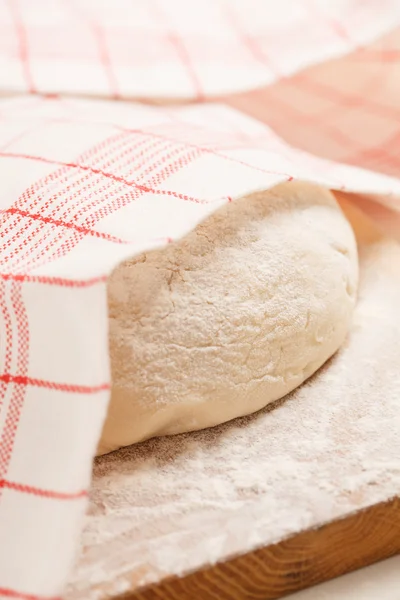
<box><xmin>150</xmin><ymin>0</ymin><xmax>204</xmax><ymax>100</ymax></box>
<box><xmin>91</xmin><ymin>20</ymin><xmax>119</xmax><ymax>99</ymax></box>
<box><xmin>0</xmin><ymin>133</ymin><xmax>133</xmax><ymax>272</ymax></box>
<box><xmin>351</xmin><ymin>49</ymin><xmax>400</xmax><ymax>63</ymax></box>
<box><xmin>117</xmin><ymin>124</ymin><xmax>293</xmax><ymax>179</ymax></box>
<box><xmin>0</xmin><ymin>152</ymin><xmax>209</xmax><ymax>204</ymax></box>
<box><xmin>21</xmin><ymin>112</ymin><xmax>293</xmax><ymax>179</ymax></box>
<box><xmin>5</xmin><ymin>0</ymin><xmax>35</xmax><ymax>93</ymax></box>
<box><xmin>78</xmin><ymin>143</ymin><xmax>203</xmax><ymax>230</ymax></box>
<box><xmin>0</xmin><ymin>478</ymin><xmax>87</xmax><ymax>500</ymax></box>
<box><xmin>167</xmin><ymin>31</ymin><xmax>204</xmax><ymax>100</ymax></box>
<box><xmin>254</xmin><ymin>88</ymin><xmax>361</xmax><ymax>150</ymax></box>
<box><xmin>4</xmin><ymin>207</ymin><xmax>128</xmax><ymax>244</ymax></box>
<box><xmin>0</xmin><ymin>273</ymin><xmax>107</xmax><ymax>287</ymax></box>
<box><xmin>0</xmin><ymin>282</ymin><xmax>30</xmax><ymax>473</ymax></box>
<box><xmin>92</xmin><ymin>122</ymin><xmax>292</xmax><ymax>179</ymax></box>
<box><xmin>67</xmin><ymin>0</ymin><xmax>119</xmax><ymax>99</ymax></box>
<box><xmin>298</xmin><ymin>74</ymin><xmax>400</xmax><ymax>121</ymax></box>
<box><xmin>0</xmin><ymin>586</ymin><xmax>60</xmax><ymax>600</ymax></box>
<box><xmin>222</xmin><ymin>2</ymin><xmax>279</xmax><ymax>76</ymax></box>
<box><xmin>305</xmin><ymin>0</ymin><xmax>352</xmax><ymax>44</ymax></box>
<box><xmin>233</xmin><ymin>84</ymin><xmax>400</xmax><ymax>174</ymax></box>
<box><xmin>0</xmin><ymin>373</ymin><xmax>110</xmax><ymax>394</ymax></box>
<box><xmin>0</xmin><ymin>282</ymin><xmax>13</xmax><ymax>407</ymax></box>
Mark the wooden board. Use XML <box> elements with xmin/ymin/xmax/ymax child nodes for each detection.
<box><xmin>66</xmin><ymin>218</ymin><xmax>400</xmax><ymax>600</ymax></box>
<box><xmin>128</xmin><ymin>497</ymin><xmax>400</xmax><ymax>600</ymax></box>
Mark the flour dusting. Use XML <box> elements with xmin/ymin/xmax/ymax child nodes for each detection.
<box><xmin>66</xmin><ymin>239</ymin><xmax>400</xmax><ymax>600</ymax></box>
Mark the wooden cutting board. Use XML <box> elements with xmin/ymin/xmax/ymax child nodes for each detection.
<box><xmin>66</xmin><ymin>207</ymin><xmax>400</xmax><ymax>600</ymax></box>
<box><xmin>124</xmin><ymin>497</ymin><xmax>400</xmax><ymax>600</ymax></box>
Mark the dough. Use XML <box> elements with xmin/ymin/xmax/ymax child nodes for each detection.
<box><xmin>98</xmin><ymin>181</ymin><xmax>358</xmax><ymax>455</ymax></box>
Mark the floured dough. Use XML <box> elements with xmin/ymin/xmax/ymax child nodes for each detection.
<box><xmin>97</xmin><ymin>181</ymin><xmax>358</xmax><ymax>455</ymax></box>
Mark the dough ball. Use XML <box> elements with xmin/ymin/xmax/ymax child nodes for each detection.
<box><xmin>98</xmin><ymin>181</ymin><xmax>358</xmax><ymax>455</ymax></box>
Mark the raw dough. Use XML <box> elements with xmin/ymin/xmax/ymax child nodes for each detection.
<box><xmin>98</xmin><ymin>181</ymin><xmax>358</xmax><ymax>455</ymax></box>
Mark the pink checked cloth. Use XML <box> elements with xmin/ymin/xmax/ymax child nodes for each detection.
<box><xmin>1</xmin><ymin>2</ymin><xmax>400</xmax><ymax>599</ymax></box>
<box><xmin>1</xmin><ymin>0</ymin><xmax>400</xmax><ymax>99</ymax></box>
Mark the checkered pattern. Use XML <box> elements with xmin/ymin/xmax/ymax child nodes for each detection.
<box><xmin>0</xmin><ymin>1</ymin><xmax>400</xmax><ymax>599</ymax></box>
<box><xmin>225</xmin><ymin>26</ymin><xmax>400</xmax><ymax>175</ymax></box>
<box><xmin>1</xmin><ymin>0</ymin><xmax>400</xmax><ymax>99</ymax></box>
<box><xmin>223</xmin><ymin>23</ymin><xmax>400</xmax><ymax>230</ymax></box>
<box><xmin>0</xmin><ymin>93</ymin><xmax>400</xmax><ymax>599</ymax></box>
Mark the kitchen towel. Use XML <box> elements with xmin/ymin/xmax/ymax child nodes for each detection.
<box><xmin>1</xmin><ymin>1</ymin><xmax>400</xmax><ymax>598</ymax></box>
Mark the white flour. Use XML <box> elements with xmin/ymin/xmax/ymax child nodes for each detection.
<box><xmin>66</xmin><ymin>238</ymin><xmax>400</xmax><ymax>600</ymax></box>
<box><xmin>100</xmin><ymin>182</ymin><xmax>357</xmax><ymax>454</ymax></box>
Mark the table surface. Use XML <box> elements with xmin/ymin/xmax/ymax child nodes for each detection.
<box><xmin>288</xmin><ymin>556</ymin><xmax>400</xmax><ymax>599</ymax></box>
<box><xmin>67</xmin><ymin>231</ymin><xmax>400</xmax><ymax>600</ymax></box>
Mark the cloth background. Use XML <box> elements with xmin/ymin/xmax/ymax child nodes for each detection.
<box><xmin>0</xmin><ymin>1</ymin><xmax>399</xmax><ymax>598</ymax></box>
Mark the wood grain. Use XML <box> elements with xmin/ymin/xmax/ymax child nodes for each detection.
<box><xmin>67</xmin><ymin>240</ymin><xmax>400</xmax><ymax>600</ymax></box>
<box><xmin>123</xmin><ymin>497</ymin><xmax>400</xmax><ymax>600</ymax></box>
